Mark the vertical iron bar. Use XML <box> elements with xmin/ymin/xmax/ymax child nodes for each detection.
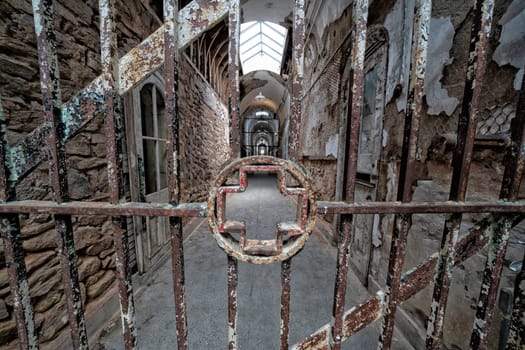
<box><xmin>99</xmin><ymin>0</ymin><xmax>137</xmax><ymax>348</ymax></box>
<box><xmin>227</xmin><ymin>256</ymin><xmax>238</xmax><ymax>350</ymax></box>
<box><xmin>469</xmin><ymin>71</ymin><xmax>525</xmax><ymax>349</ymax></box>
<box><xmin>331</xmin><ymin>0</ymin><xmax>369</xmax><ymax>345</ymax></box>
<box><xmin>32</xmin><ymin>0</ymin><xmax>88</xmax><ymax>348</ymax></box>
<box><xmin>379</xmin><ymin>1</ymin><xmax>431</xmax><ymax>349</ymax></box>
<box><xmin>280</xmin><ymin>258</ymin><xmax>292</xmax><ymax>350</ymax></box>
<box><xmin>0</xmin><ymin>98</ymin><xmax>39</xmax><ymax>349</ymax></box>
<box><xmin>164</xmin><ymin>1</ymin><xmax>188</xmax><ymax>349</ymax></box>
<box><xmin>505</xmin><ymin>249</ymin><xmax>525</xmax><ymax>349</ymax></box>
<box><xmin>330</xmin><ymin>2</ymin><xmax>368</xmax><ymax>348</ymax></box>
<box><xmin>425</xmin><ymin>1</ymin><xmax>495</xmax><ymax>348</ymax></box>
<box><xmin>228</xmin><ymin>0</ymin><xmax>240</xmax><ymax>158</ymax></box>
<box><xmin>288</xmin><ymin>0</ymin><xmax>305</xmax><ymax>160</ymax></box>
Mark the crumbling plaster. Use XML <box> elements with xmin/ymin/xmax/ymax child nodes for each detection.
<box><xmin>424</xmin><ymin>17</ymin><xmax>459</xmax><ymax>116</ymax></box>
<box><xmin>493</xmin><ymin>0</ymin><xmax>525</xmax><ymax>90</ymax></box>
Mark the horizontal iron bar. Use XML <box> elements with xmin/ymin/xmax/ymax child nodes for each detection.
<box><xmin>0</xmin><ymin>200</ymin><xmax>523</xmax><ymax>217</ymax></box>
<box><xmin>292</xmin><ymin>214</ymin><xmax>523</xmax><ymax>349</ymax></box>
<box><xmin>0</xmin><ymin>200</ymin><xmax>207</xmax><ymax>217</ymax></box>
<box><xmin>317</xmin><ymin>200</ymin><xmax>525</xmax><ymax>214</ymax></box>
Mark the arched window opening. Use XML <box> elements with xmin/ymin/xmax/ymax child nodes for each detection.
<box><xmin>140</xmin><ymin>83</ymin><xmax>167</xmax><ymax>195</ymax></box>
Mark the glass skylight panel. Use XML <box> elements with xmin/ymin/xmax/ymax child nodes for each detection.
<box><xmin>240</xmin><ymin>21</ymin><xmax>287</xmax><ymax>74</ymax></box>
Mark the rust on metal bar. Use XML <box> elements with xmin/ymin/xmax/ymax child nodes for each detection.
<box><xmin>32</xmin><ymin>0</ymin><xmax>88</xmax><ymax>347</ymax></box>
<box><xmin>119</xmin><ymin>0</ymin><xmax>229</xmax><ymax>94</ymax></box>
<box><xmin>7</xmin><ymin>0</ymin><xmax>228</xmax><ymax>185</ymax></box>
<box><xmin>293</xmin><ymin>293</ymin><xmax>386</xmax><ymax>349</ymax></box>
<box><xmin>426</xmin><ymin>1</ymin><xmax>496</xmax><ymax>348</ymax></box>
<box><xmin>469</xmin><ymin>69</ymin><xmax>525</xmax><ymax>350</ymax></box>
<box><xmin>280</xmin><ymin>258</ymin><xmax>292</xmax><ymax>350</ymax></box>
<box><xmin>0</xmin><ymin>98</ymin><xmax>39</xmax><ymax>349</ymax></box>
<box><xmin>379</xmin><ymin>2</ymin><xmax>431</xmax><ymax>348</ymax></box>
<box><xmin>399</xmin><ymin>215</ymin><xmax>523</xmax><ymax>301</ymax></box>
<box><xmin>164</xmin><ymin>1</ymin><xmax>189</xmax><ymax>348</ymax></box>
<box><xmin>331</xmin><ymin>1</ymin><xmax>368</xmax><ymax>348</ymax></box>
<box><xmin>288</xmin><ymin>0</ymin><xmax>305</xmax><ymax>160</ymax></box>
<box><xmin>228</xmin><ymin>0</ymin><xmax>240</xmax><ymax>158</ymax></box>
<box><xmin>316</xmin><ymin>200</ymin><xmax>525</xmax><ymax>215</ymax></box>
<box><xmin>208</xmin><ymin>156</ymin><xmax>316</xmax><ymax>265</ymax></box>
<box><xmin>99</xmin><ymin>0</ymin><xmax>137</xmax><ymax>348</ymax></box>
<box><xmin>0</xmin><ymin>200</ymin><xmax>207</xmax><ymax>216</ymax></box>
<box><xmin>506</xmin><ymin>248</ymin><xmax>525</xmax><ymax>349</ymax></box>
<box><xmin>0</xmin><ymin>199</ymin><xmax>523</xmax><ymax>217</ymax></box>
<box><xmin>227</xmin><ymin>256</ymin><xmax>238</xmax><ymax>350</ymax></box>
<box><xmin>291</xmin><ymin>214</ymin><xmax>523</xmax><ymax>349</ymax></box>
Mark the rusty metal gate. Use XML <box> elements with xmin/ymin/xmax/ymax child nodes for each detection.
<box><xmin>0</xmin><ymin>0</ymin><xmax>524</xmax><ymax>349</ymax></box>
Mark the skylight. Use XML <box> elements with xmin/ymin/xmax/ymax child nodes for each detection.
<box><xmin>240</xmin><ymin>21</ymin><xmax>287</xmax><ymax>75</ymax></box>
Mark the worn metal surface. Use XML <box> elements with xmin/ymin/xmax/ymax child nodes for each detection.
<box><xmin>228</xmin><ymin>0</ymin><xmax>240</xmax><ymax>158</ymax></box>
<box><xmin>379</xmin><ymin>1</ymin><xmax>431</xmax><ymax>349</ymax></box>
<box><xmin>469</xmin><ymin>69</ymin><xmax>525</xmax><ymax>350</ymax></box>
<box><xmin>227</xmin><ymin>256</ymin><xmax>238</xmax><ymax>350</ymax></box>
<box><xmin>119</xmin><ymin>0</ymin><xmax>229</xmax><ymax>94</ymax></box>
<box><xmin>163</xmin><ymin>1</ymin><xmax>189</xmax><ymax>349</ymax></box>
<box><xmin>291</xmin><ymin>214</ymin><xmax>523</xmax><ymax>349</ymax></box>
<box><xmin>207</xmin><ymin>156</ymin><xmax>317</xmax><ymax>264</ymax></box>
<box><xmin>4</xmin><ymin>0</ymin><xmax>523</xmax><ymax>348</ymax></box>
<box><xmin>7</xmin><ymin>0</ymin><xmax>228</xmax><ymax>185</ymax></box>
<box><xmin>0</xmin><ymin>98</ymin><xmax>39</xmax><ymax>350</ymax></box>
<box><xmin>316</xmin><ymin>200</ymin><xmax>525</xmax><ymax>214</ymax></box>
<box><xmin>288</xmin><ymin>0</ymin><xmax>305</xmax><ymax>160</ymax></box>
<box><xmin>32</xmin><ymin>0</ymin><xmax>89</xmax><ymax>348</ymax></box>
<box><xmin>280</xmin><ymin>259</ymin><xmax>292</xmax><ymax>350</ymax></box>
<box><xmin>331</xmin><ymin>1</ymin><xmax>368</xmax><ymax>347</ymax></box>
<box><xmin>99</xmin><ymin>0</ymin><xmax>137</xmax><ymax>348</ymax></box>
<box><xmin>506</xmin><ymin>249</ymin><xmax>525</xmax><ymax>349</ymax></box>
<box><xmin>426</xmin><ymin>1</ymin><xmax>495</xmax><ymax>348</ymax></box>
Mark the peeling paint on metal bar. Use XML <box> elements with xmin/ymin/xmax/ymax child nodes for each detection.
<box><xmin>0</xmin><ymin>97</ymin><xmax>39</xmax><ymax>349</ymax></box>
<box><xmin>8</xmin><ymin>76</ymin><xmax>108</xmax><ymax>183</ymax></box>
<box><xmin>316</xmin><ymin>200</ymin><xmax>525</xmax><ymax>214</ymax></box>
<box><xmin>288</xmin><ymin>0</ymin><xmax>305</xmax><ymax>160</ymax></box>
<box><xmin>32</xmin><ymin>0</ymin><xmax>89</xmax><ymax>347</ymax></box>
<box><xmin>228</xmin><ymin>0</ymin><xmax>240</xmax><ymax>158</ymax></box>
<box><xmin>163</xmin><ymin>1</ymin><xmax>189</xmax><ymax>349</ymax></box>
<box><xmin>119</xmin><ymin>0</ymin><xmax>229</xmax><ymax>94</ymax></box>
<box><xmin>8</xmin><ymin>0</ymin><xmax>228</xmax><ymax>185</ymax></box>
<box><xmin>99</xmin><ymin>0</ymin><xmax>139</xmax><ymax>347</ymax></box>
<box><xmin>291</xmin><ymin>214</ymin><xmax>523</xmax><ymax>349</ymax></box>
<box><xmin>227</xmin><ymin>256</ymin><xmax>238</xmax><ymax>350</ymax></box>
<box><xmin>426</xmin><ymin>0</ymin><xmax>497</xmax><ymax>347</ymax></box>
<box><xmin>331</xmin><ymin>1</ymin><xmax>368</xmax><ymax>348</ymax></box>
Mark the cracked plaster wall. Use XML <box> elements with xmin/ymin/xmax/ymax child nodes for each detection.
<box><xmin>424</xmin><ymin>17</ymin><xmax>459</xmax><ymax>116</ymax></box>
<box><xmin>493</xmin><ymin>0</ymin><xmax>525</xmax><ymax>90</ymax></box>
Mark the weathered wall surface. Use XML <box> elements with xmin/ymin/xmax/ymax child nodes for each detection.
<box><xmin>301</xmin><ymin>0</ymin><xmax>524</xmax><ymax>349</ymax></box>
<box><xmin>0</xmin><ymin>0</ymin><xmax>160</xmax><ymax>347</ymax></box>
<box><xmin>0</xmin><ymin>0</ymin><xmax>228</xmax><ymax>348</ymax></box>
<box><xmin>178</xmin><ymin>57</ymin><xmax>230</xmax><ymax>203</ymax></box>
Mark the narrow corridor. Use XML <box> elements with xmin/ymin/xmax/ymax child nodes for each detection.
<box><xmin>97</xmin><ymin>175</ymin><xmax>413</xmax><ymax>349</ymax></box>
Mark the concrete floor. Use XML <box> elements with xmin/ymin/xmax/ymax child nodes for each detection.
<box><xmin>97</xmin><ymin>175</ymin><xmax>413</xmax><ymax>349</ymax></box>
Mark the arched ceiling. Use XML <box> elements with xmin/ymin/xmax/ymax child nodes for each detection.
<box><xmin>240</xmin><ymin>70</ymin><xmax>288</xmax><ymax>119</ymax></box>
<box><xmin>240</xmin><ymin>0</ymin><xmax>293</xmax><ymax>26</ymax></box>
<box><xmin>239</xmin><ymin>2</ymin><xmax>293</xmax><ymax>131</ymax></box>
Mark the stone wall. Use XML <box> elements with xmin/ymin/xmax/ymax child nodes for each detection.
<box><xmin>1</xmin><ymin>0</ymin><xmax>229</xmax><ymax>345</ymax></box>
<box><xmin>178</xmin><ymin>57</ymin><xmax>230</xmax><ymax>204</ymax></box>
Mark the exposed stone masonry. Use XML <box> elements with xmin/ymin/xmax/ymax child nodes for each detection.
<box><xmin>0</xmin><ymin>0</ymin><xmax>228</xmax><ymax>348</ymax></box>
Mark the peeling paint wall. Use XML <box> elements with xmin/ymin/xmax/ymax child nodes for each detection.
<box><xmin>492</xmin><ymin>0</ymin><xmax>525</xmax><ymax>90</ymax></box>
<box><xmin>424</xmin><ymin>17</ymin><xmax>459</xmax><ymax>116</ymax></box>
<box><xmin>384</xmin><ymin>0</ymin><xmax>414</xmax><ymax>112</ymax></box>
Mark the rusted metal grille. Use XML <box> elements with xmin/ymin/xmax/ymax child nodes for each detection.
<box><xmin>0</xmin><ymin>0</ymin><xmax>524</xmax><ymax>350</ymax></box>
